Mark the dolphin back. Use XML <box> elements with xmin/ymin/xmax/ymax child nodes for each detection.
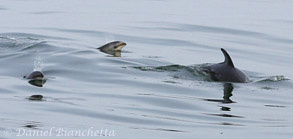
<box><xmin>202</xmin><ymin>48</ymin><xmax>248</xmax><ymax>83</ymax></box>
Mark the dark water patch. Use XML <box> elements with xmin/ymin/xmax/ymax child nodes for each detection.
<box><xmin>206</xmin><ymin>113</ymin><xmax>244</xmax><ymax>118</ymax></box>
<box><xmin>23</xmin><ymin>124</ymin><xmax>39</xmax><ymax>129</ymax></box>
<box><xmin>264</xmin><ymin>105</ymin><xmax>286</xmax><ymax>108</ymax></box>
<box><xmin>29</xmin><ymin>11</ymin><xmax>64</xmax><ymax>15</ymax></box>
<box><xmin>216</xmin><ymin>122</ymin><xmax>244</xmax><ymax>126</ymax></box>
<box><xmin>162</xmin><ymin>80</ymin><xmax>180</xmax><ymax>84</ymax></box>
<box><xmin>203</xmin><ymin>98</ymin><xmax>234</xmax><ymax>104</ymax></box>
<box><xmin>220</xmin><ymin>106</ymin><xmax>231</xmax><ymax>111</ymax></box>
<box><xmin>153</xmin><ymin>128</ymin><xmax>185</xmax><ymax>132</ymax></box>
<box><xmin>261</xmin><ymin>86</ymin><xmax>278</xmax><ymax>90</ymax></box>
<box><xmin>130</xmin><ymin>127</ymin><xmax>185</xmax><ymax>133</ymax></box>
<box><xmin>14</xmin><ymin>94</ymin><xmax>84</xmax><ymax>107</ymax></box>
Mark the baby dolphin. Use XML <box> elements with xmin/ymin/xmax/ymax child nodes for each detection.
<box><xmin>202</xmin><ymin>48</ymin><xmax>248</xmax><ymax>83</ymax></box>
<box><xmin>24</xmin><ymin>71</ymin><xmax>44</xmax><ymax>80</ymax></box>
<box><xmin>24</xmin><ymin>71</ymin><xmax>46</xmax><ymax>87</ymax></box>
<box><xmin>98</xmin><ymin>41</ymin><xmax>127</xmax><ymax>57</ymax></box>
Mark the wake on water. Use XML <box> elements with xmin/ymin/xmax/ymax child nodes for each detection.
<box><xmin>133</xmin><ymin>64</ymin><xmax>290</xmax><ymax>88</ymax></box>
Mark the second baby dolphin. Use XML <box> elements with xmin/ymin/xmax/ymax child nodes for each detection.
<box><xmin>97</xmin><ymin>41</ymin><xmax>127</xmax><ymax>57</ymax></box>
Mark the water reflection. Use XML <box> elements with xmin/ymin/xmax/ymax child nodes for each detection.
<box><xmin>220</xmin><ymin>106</ymin><xmax>231</xmax><ymax>111</ymax></box>
<box><xmin>204</xmin><ymin>83</ymin><xmax>244</xmax><ymax>125</ymax></box>
<box><xmin>204</xmin><ymin>83</ymin><xmax>235</xmax><ymax>104</ymax></box>
<box><xmin>23</xmin><ymin>121</ymin><xmax>42</xmax><ymax>129</ymax></box>
<box><xmin>28</xmin><ymin>79</ymin><xmax>46</xmax><ymax>87</ymax></box>
<box><xmin>24</xmin><ymin>124</ymin><xmax>38</xmax><ymax>129</ymax></box>
<box><xmin>27</xmin><ymin>95</ymin><xmax>44</xmax><ymax>101</ymax></box>
<box><xmin>99</xmin><ymin>49</ymin><xmax>122</xmax><ymax>57</ymax></box>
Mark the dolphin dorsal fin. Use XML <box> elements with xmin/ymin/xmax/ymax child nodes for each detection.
<box><xmin>221</xmin><ymin>48</ymin><xmax>234</xmax><ymax>68</ymax></box>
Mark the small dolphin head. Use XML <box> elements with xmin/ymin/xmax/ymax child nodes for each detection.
<box><xmin>98</xmin><ymin>41</ymin><xmax>127</xmax><ymax>51</ymax></box>
<box><xmin>98</xmin><ymin>41</ymin><xmax>127</xmax><ymax>57</ymax></box>
<box><xmin>24</xmin><ymin>71</ymin><xmax>44</xmax><ymax>80</ymax></box>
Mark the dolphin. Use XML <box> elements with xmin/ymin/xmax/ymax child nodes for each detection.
<box><xmin>24</xmin><ymin>71</ymin><xmax>46</xmax><ymax>87</ymax></box>
<box><xmin>97</xmin><ymin>41</ymin><xmax>127</xmax><ymax>57</ymax></box>
<box><xmin>24</xmin><ymin>71</ymin><xmax>44</xmax><ymax>80</ymax></box>
<box><xmin>202</xmin><ymin>48</ymin><xmax>248</xmax><ymax>83</ymax></box>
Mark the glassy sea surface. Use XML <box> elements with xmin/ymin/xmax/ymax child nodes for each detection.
<box><xmin>0</xmin><ymin>0</ymin><xmax>293</xmax><ymax>138</ymax></box>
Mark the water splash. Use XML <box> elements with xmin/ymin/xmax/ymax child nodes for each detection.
<box><xmin>0</xmin><ymin>36</ymin><xmax>42</xmax><ymax>52</ymax></box>
<box><xmin>134</xmin><ymin>64</ymin><xmax>187</xmax><ymax>72</ymax></box>
<box><xmin>134</xmin><ymin>64</ymin><xmax>290</xmax><ymax>84</ymax></box>
<box><xmin>134</xmin><ymin>64</ymin><xmax>211</xmax><ymax>81</ymax></box>
<box><xmin>252</xmin><ymin>75</ymin><xmax>290</xmax><ymax>83</ymax></box>
<box><xmin>34</xmin><ymin>55</ymin><xmax>42</xmax><ymax>71</ymax></box>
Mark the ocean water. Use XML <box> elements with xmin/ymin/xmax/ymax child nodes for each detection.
<box><xmin>0</xmin><ymin>0</ymin><xmax>293</xmax><ymax>138</ymax></box>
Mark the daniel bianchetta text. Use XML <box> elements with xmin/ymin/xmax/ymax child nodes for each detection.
<box><xmin>3</xmin><ymin>127</ymin><xmax>115</xmax><ymax>137</ymax></box>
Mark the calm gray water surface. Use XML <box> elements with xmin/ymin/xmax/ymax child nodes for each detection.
<box><xmin>0</xmin><ymin>0</ymin><xmax>293</xmax><ymax>139</ymax></box>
